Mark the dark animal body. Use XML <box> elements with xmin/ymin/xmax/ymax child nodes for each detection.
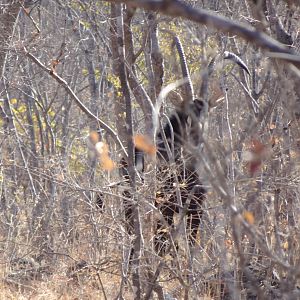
<box><xmin>120</xmin><ymin>98</ymin><xmax>207</xmax><ymax>255</ymax></box>
<box><xmin>99</xmin><ymin>46</ymin><xmax>249</xmax><ymax>255</ymax></box>
<box><xmin>116</xmin><ymin>35</ymin><xmax>248</xmax><ymax>256</ymax></box>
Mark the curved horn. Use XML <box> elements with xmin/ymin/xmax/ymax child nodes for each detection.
<box><xmin>224</xmin><ymin>51</ymin><xmax>250</xmax><ymax>75</ymax></box>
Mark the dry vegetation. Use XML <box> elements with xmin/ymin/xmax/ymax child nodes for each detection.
<box><xmin>1</xmin><ymin>0</ymin><xmax>300</xmax><ymax>299</ymax></box>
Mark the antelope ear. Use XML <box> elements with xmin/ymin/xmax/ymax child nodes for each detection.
<box><xmin>224</xmin><ymin>51</ymin><xmax>250</xmax><ymax>75</ymax></box>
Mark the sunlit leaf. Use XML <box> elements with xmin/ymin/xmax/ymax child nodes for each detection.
<box><xmin>107</xmin><ymin>74</ymin><xmax>121</xmax><ymax>89</ymax></box>
<box><xmin>48</xmin><ymin>110</ymin><xmax>55</xmax><ymax>118</ymax></box>
<box><xmin>179</xmin><ymin>182</ymin><xmax>187</xmax><ymax>188</ymax></box>
<box><xmin>82</xmin><ymin>68</ymin><xmax>88</xmax><ymax>76</ymax></box>
<box><xmin>10</xmin><ymin>98</ymin><xmax>18</xmax><ymax>104</ymax></box>
<box><xmin>79</xmin><ymin>20</ymin><xmax>91</xmax><ymax>30</ymax></box>
<box><xmin>283</xmin><ymin>241</ymin><xmax>289</xmax><ymax>250</ymax></box>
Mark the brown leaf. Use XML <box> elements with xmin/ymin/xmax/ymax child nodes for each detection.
<box><xmin>243</xmin><ymin>139</ymin><xmax>271</xmax><ymax>176</ymax></box>
<box><xmin>23</xmin><ymin>7</ymin><xmax>30</xmax><ymax>15</ymax></box>
<box><xmin>225</xmin><ymin>239</ymin><xmax>233</xmax><ymax>249</ymax></box>
<box><xmin>248</xmin><ymin>160</ymin><xmax>262</xmax><ymax>176</ymax></box>
<box><xmin>89</xmin><ymin>131</ymin><xmax>99</xmax><ymax>145</ymax></box>
<box><xmin>100</xmin><ymin>157</ymin><xmax>115</xmax><ymax>171</ymax></box>
<box><xmin>250</xmin><ymin>139</ymin><xmax>267</xmax><ymax>155</ymax></box>
<box><xmin>95</xmin><ymin>141</ymin><xmax>115</xmax><ymax>171</ymax></box>
<box><xmin>134</xmin><ymin>134</ymin><xmax>156</xmax><ymax>156</ymax></box>
<box><xmin>50</xmin><ymin>59</ymin><xmax>60</xmax><ymax>73</ymax></box>
<box><xmin>243</xmin><ymin>211</ymin><xmax>255</xmax><ymax>225</ymax></box>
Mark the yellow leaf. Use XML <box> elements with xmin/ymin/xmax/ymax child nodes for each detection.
<box><xmin>48</xmin><ymin>110</ymin><xmax>55</xmax><ymax>117</ymax></box>
<box><xmin>10</xmin><ymin>98</ymin><xmax>18</xmax><ymax>104</ymax></box>
<box><xmin>179</xmin><ymin>182</ymin><xmax>187</xmax><ymax>188</ymax></box>
<box><xmin>243</xmin><ymin>211</ymin><xmax>255</xmax><ymax>225</ymax></box>
<box><xmin>283</xmin><ymin>241</ymin><xmax>288</xmax><ymax>250</ymax></box>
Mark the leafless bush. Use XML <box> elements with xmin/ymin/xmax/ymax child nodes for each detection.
<box><xmin>1</xmin><ymin>0</ymin><xmax>300</xmax><ymax>299</ymax></box>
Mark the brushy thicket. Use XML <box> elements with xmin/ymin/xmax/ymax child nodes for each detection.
<box><xmin>1</xmin><ymin>0</ymin><xmax>300</xmax><ymax>299</ymax></box>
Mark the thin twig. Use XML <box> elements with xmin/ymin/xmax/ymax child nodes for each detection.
<box><xmin>24</xmin><ymin>48</ymin><xmax>127</xmax><ymax>157</ymax></box>
<box><xmin>19</xmin><ymin>2</ymin><xmax>41</xmax><ymax>33</ymax></box>
<box><xmin>105</xmin><ymin>0</ymin><xmax>300</xmax><ymax>68</ymax></box>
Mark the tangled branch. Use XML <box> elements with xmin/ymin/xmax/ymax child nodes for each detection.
<box><xmin>105</xmin><ymin>0</ymin><xmax>300</xmax><ymax>68</ymax></box>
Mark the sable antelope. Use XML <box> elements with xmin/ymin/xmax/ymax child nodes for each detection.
<box><xmin>117</xmin><ymin>37</ymin><xmax>249</xmax><ymax>256</ymax></box>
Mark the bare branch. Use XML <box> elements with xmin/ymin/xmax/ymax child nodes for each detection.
<box><xmin>24</xmin><ymin>48</ymin><xmax>127</xmax><ymax>157</ymax></box>
<box><xmin>104</xmin><ymin>0</ymin><xmax>300</xmax><ymax>68</ymax></box>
